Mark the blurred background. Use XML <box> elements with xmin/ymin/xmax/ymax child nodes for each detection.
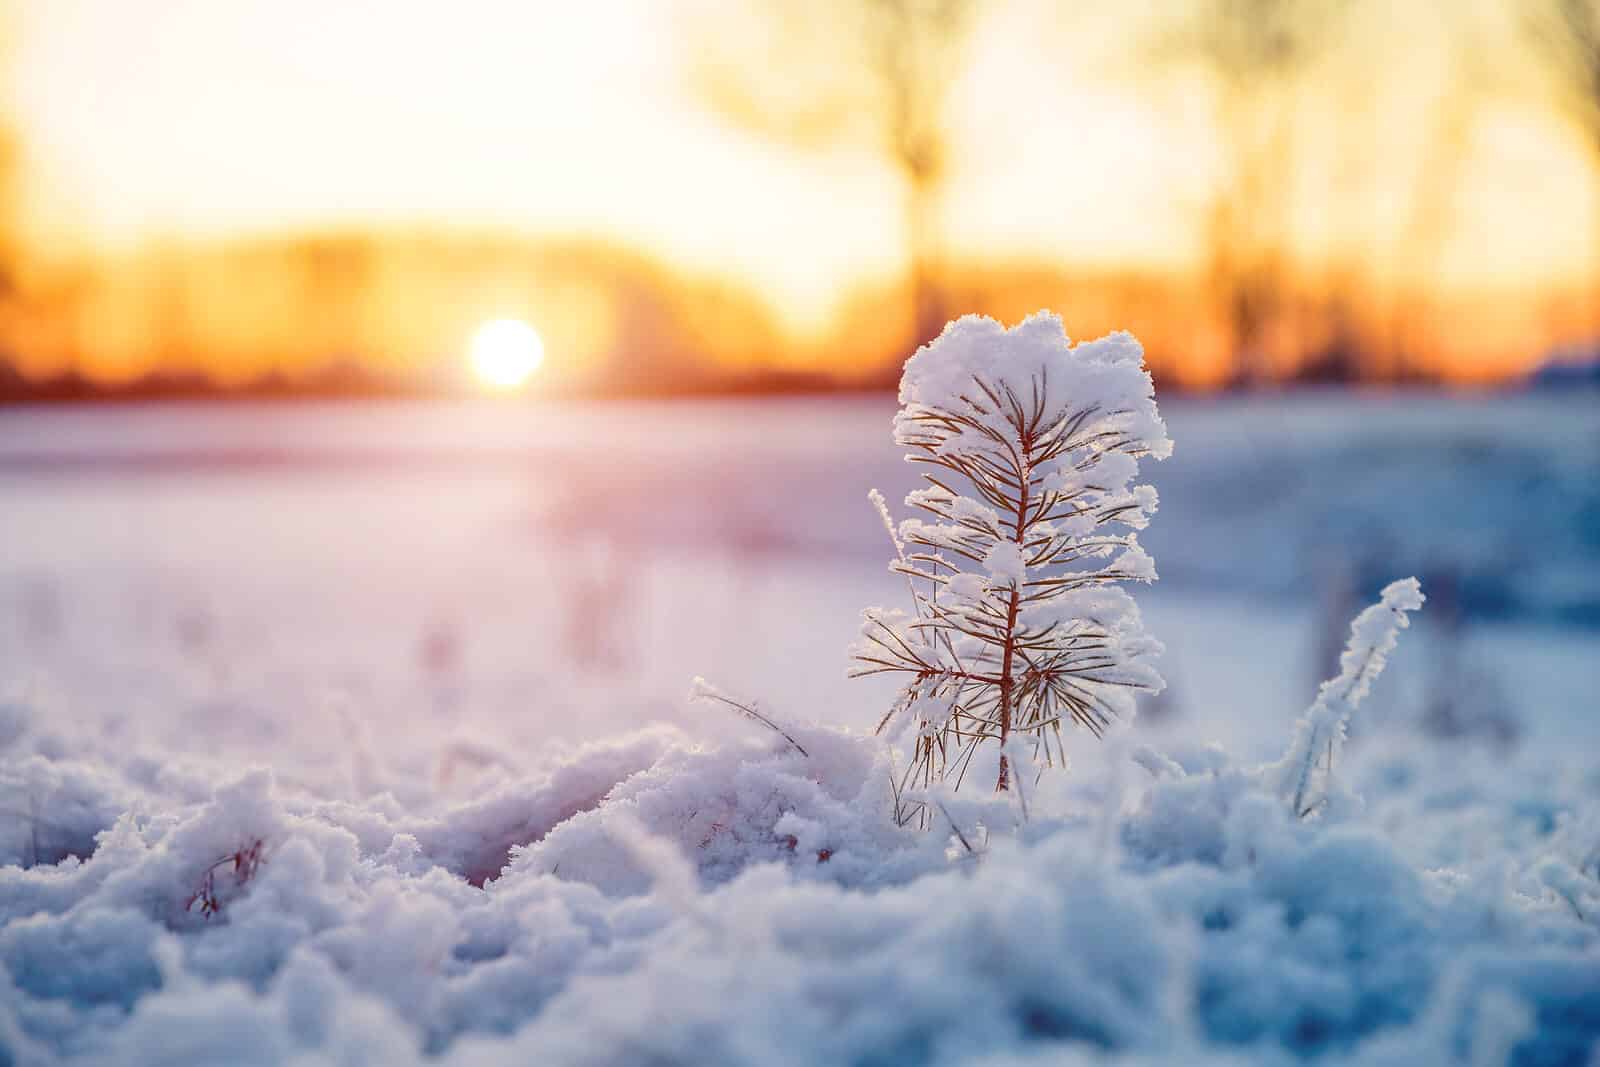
<box><xmin>0</xmin><ymin>1</ymin><xmax>1594</xmax><ymax>800</ymax></box>
<box><xmin>6</xmin><ymin>0</ymin><xmax>1600</xmax><ymax>394</ymax></box>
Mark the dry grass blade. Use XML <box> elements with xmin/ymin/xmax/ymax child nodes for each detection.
<box><xmin>689</xmin><ymin>677</ymin><xmax>809</xmax><ymax>757</ymax></box>
<box><xmin>935</xmin><ymin>801</ymin><xmax>976</xmax><ymax>856</ymax></box>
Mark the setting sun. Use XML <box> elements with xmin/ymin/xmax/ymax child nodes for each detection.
<box><xmin>469</xmin><ymin>318</ymin><xmax>545</xmax><ymax>389</ymax></box>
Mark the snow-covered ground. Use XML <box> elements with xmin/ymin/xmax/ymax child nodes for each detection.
<box><xmin>0</xmin><ymin>392</ymin><xmax>1596</xmax><ymax>1065</ymax></box>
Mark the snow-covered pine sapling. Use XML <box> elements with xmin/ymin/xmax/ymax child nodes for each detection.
<box><xmin>852</xmin><ymin>313</ymin><xmax>1172</xmax><ymax>811</ymax></box>
<box><xmin>1274</xmin><ymin>577</ymin><xmax>1425</xmax><ymax>819</ymax></box>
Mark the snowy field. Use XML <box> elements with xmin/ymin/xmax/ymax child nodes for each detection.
<box><xmin>1</xmin><ymin>389</ymin><xmax>1597</xmax><ymax>1065</ymax></box>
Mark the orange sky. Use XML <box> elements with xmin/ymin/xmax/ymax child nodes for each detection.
<box><xmin>4</xmin><ymin>0</ymin><xmax>1597</xmax><ymax>380</ymax></box>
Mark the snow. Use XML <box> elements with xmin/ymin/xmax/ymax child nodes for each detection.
<box><xmin>3</xmin><ymin>712</ymin><xmax>1598</xmax><ymax>1065</ymax></box>
<box><xmin>1273</xmin><ymin>577</ymin><xmax>1426</xmax><ymax>818</ymax></box>
<box><xmin>0</xmin><ymin>392</ymin><xmax>1596</xmax><ymax>1065</ymax></box>
<box><xmin>896</xmin><ymin>315</ymin><xmax>1171</xmax><ymax>470</ymax></box>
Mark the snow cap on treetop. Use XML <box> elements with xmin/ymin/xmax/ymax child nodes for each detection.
<box><xmin>897</xmin><ymin>311</ymin><xmax>1173</xmax><ymax>463</ymax></box>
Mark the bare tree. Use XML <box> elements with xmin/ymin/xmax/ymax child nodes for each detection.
<box><xmin>0</xmin><ymin>125</ymin><xmax>13</xmax><ymax>296</ymax></box>
<box><xmin>1525</xmin><ymin>0</ymin><xmax>1600</xmax><ymax>338</ymax></box>
<box><xmin>1385</xmin><ymin>44</ymin><xmax>1484</xmax><ymax>379</ymax></box>
<box><xmin>0</xmin><ymin>50</ymin><xmax>26</xmax><ymax>389</ymax></box>
<box><xmin>1150</xmin><ymin>0</ymin><xmax>1344</xmax><ymax>386</ymax></box>
<box><xmin>688</xmin><ymin>0</ymin><xmax>976</xmax><ymax>354</ymax></box>
<box><xmin>0</xmin><ymin>2</ymin><xmax>19</xmax><ymax>316</ymax></box>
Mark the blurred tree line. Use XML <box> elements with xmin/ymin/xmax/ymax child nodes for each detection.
<box><xmin>0</xmin><ymin>1</ymin><xmax>18</xmax><ymax>369</ymax></box>
<box><xmin>3</xmin><ymin>0</ymin><xmax>1600</xmax><ymax>399</ymax></box>
<box><xmin>690</xmin><ymin>0</ymin><xmax>1600</xmax><ymax>387</ymax></box>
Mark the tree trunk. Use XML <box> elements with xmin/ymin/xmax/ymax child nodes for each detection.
<box><xmin>995</xmin><ymin>439</ymin><xmax>1032</xmax><ymax>792</ymax></box>
<box><xmin>906</xmin><ymin>175</ymin><xmax>944</xmax><ymax>352</ymax></box>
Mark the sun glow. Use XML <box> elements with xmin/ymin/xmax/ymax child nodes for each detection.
<box><xmin>469</xmin><ymin>318</ymin><xmax>545</xmax><ymax>389</ymax></box>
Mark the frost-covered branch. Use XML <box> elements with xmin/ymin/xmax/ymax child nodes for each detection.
<box><xmin>1273</xmin><ymin>577</ymin><xmax>1426</xmax><ymax>818</ymax></box>
<box><xmin>851</xmin><ymin>313</ymin><xmax>1171</xmax><ymax>816</ymax></box>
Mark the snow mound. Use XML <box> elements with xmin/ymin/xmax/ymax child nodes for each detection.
<box><xmin>1</xmin><ymin>683</ymin><xmax>1597</xmax><ymax>1066</ymax></box>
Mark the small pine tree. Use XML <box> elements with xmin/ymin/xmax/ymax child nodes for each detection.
<box><xmin>852</xmin><ymin>312</ymin><xmax>1172</xmax><ymax>815</ymax></box>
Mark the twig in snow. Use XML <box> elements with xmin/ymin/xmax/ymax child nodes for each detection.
<box><xmin>184</xmin><ymin>839</ymin><xmax>265</xmax><ymax>919</ymax></box>
<box><xmin>689</xmin><ymin>677</ymin><xmax>809</xmax><ymax>757</ymax></box>
<box><xmin>936</xmin><ymin>801</ymin><xmax>976</xmax><ymax>856</ymax></box>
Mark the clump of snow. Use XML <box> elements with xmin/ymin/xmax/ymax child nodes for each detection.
<box><xmin>895</xmin><ymin>316</ymin><xmax>1171</xmax><ymax>467</ymax></box>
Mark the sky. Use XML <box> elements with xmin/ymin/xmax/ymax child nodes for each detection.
<box><xmin>12</xmin><ymin>0</ymin><xmax>1200</xmax><ymax>329</ymax></box>
<box><xmin>3</xmin><ymin>0</ymin><xmax>1596</xmax><ymax>364</ymax></box>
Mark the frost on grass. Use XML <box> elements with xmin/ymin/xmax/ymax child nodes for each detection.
<box><xmin>1271</xmin><ymin>577</ymin><xmax>1426</xmax><ymax>818</ymax></box>
<box><xmin>852</xmin><ymin>313</ymin><xmax>1171</xmax><ymax>806</ymax></box>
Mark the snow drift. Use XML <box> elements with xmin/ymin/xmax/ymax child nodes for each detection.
<box><xmin>2</xmin><ymin>693</ymin><xmax>1598</xmax><ymax>1066</ymax></box>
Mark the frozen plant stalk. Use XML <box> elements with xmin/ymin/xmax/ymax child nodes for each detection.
<box><xmin>1275</xmin><ymin>577</ymin><xmax>1425</xmax><ymax>818</ymax></box>
<box><xmin>852</xmin><ymin>313</ymin><xmax>1172</xmax><ymax>810</ymax></box>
